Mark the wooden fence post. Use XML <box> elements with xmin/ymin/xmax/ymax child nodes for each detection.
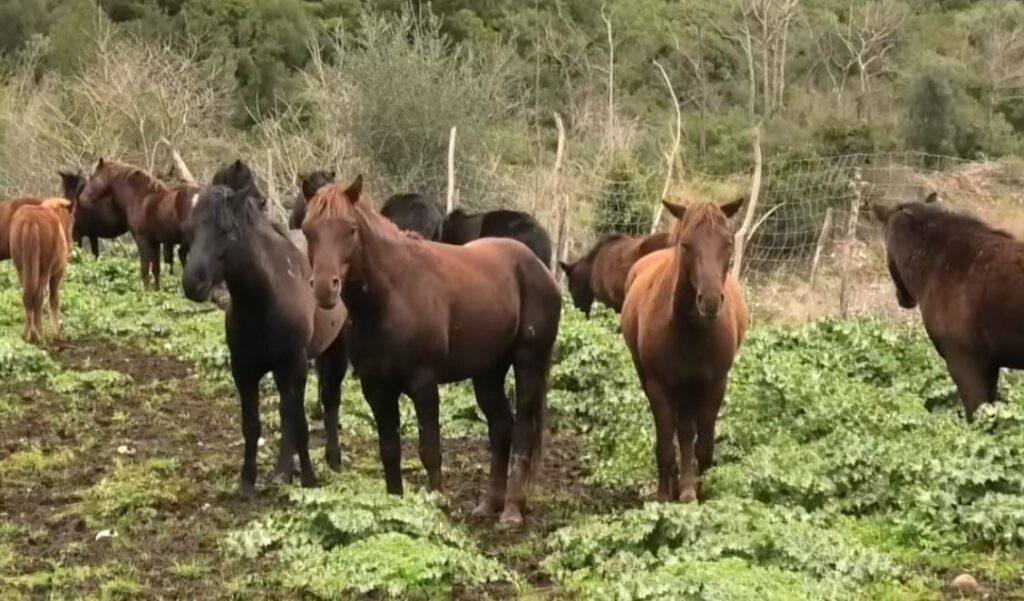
<box><xmin>839</xmin><ymin>167</ymin><xmax>867</xmax><ymax>316</ymax></box>
<box><xmin>551</xmin><ymin>112</ymin><xmax>568</xmax><ymax>273</ymax></box>
<box><xmin>446</xmin><ymin>126</ymin><xmax>457</xmax><ymax>213</ymax></box>
<box><xmin>731</xmin><ymin>124</ymin><xmax>762</xmax><ymax>279</ymax></box>
<box><xmin>809</xmin><ymin>207</ymin><xmax>834</xmax><ymax>287</ymax></box>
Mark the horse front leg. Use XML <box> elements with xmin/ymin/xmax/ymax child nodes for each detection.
<box><xmin>274</xmin><ymin>357</ymin><xmax>316</xmax><ymax>488</ymax></box>
<box><xmin>134</xmin><ymin>235</ymin><xmax>157</xmax><ymax>290</ymax></box>
<box><xmin>644</xmin><ymin>378</ymin><xmax>680</xmax><ymax>504</ymax></box>
<box><xmin>364</xmin><ymin>379</ymin><xmax>404</xmax><ymax>495</ymax></box>
<box><xmin>408</xmin><ymin>374</ymin><xmax>443</xmax><ymax>492</ymax></box>
<box><xmin>317</xmin><ymin>336</ymin><xmax>348</xmax><ymax>472</ymax></box>
<box><xmin>232</xmin><ymin>366</ymin><xmax>262</xmax><ymax>497</ymax></box>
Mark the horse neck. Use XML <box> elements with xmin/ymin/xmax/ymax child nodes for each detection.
<box><xmin>223</xmin><ymin>223</ymin><xmax>284</xmax><ymax>301</ymax></box>
<box><xmin>349</xmin><ymin>207</ymin><xmax>409</xmax><ymax>309</ymax></box>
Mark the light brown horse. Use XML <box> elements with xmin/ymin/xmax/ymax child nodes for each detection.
<box><xmin>621</xmin><ymin>199</ymin><xmax>747</xmax><ymax>503</ymax></box>
<box><xmin>1</xmin><ymin>198</ymin><xmax>44</xmax><ymax>261</ymax></box>
<box><xmin>302</xmin><ymin>176</ymin><xmax>561</xmax><ymax>528</ymax></box>
<box><xmin>10</xmin><ymin>198</ymin><xmax>75</xmax><ymax>343</ymax></box>
<box><xmin>560</xmin><ymin>232</ymin><xmax>670</xmax><ymax>315</ymax></box>
<box><xmin>79</xmin><ymin>158</ymin><xmax>199</xmax><ymax>290</ymax></box>
<box><xmin>873</xmin><ymin>193</ymin><xmax>1024</xmax><ymax>420</ymax></box>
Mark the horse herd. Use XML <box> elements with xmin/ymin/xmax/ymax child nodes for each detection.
<box><xmin>2</xmin><ymin>157</ymin><xmax>1022</xmax><ymax>527</ymax></box>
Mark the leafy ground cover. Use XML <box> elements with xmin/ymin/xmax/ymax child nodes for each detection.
<box><xmin>1</xmin><ymin>249</ymin><xmax>1023</xmax><ymax>599</ymax></box>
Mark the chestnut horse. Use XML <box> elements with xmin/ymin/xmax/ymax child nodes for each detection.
<box><xmin>59</xmin><ymin>169</ymin><xmax>133</xmax><ymax>259</ymax></box>
<box><xmin>621</xmin><ymin>199</ymin><xmax>747</xmax><ymax>503</ymax></box>
<box><xmin>182</xmin><ymin>184</ymin><xmax>348</xmax><ymax>494</ymax></box>
<box><xmin>10</xmin><ymin>198</ymin><xmax>75</xmax><ymax>343</ymax></box>
<box><xmin>80</xmin><ymin>158</ymin><xmax>199</xmax><ymax>290</ymax></box>
<box><xmin>873</xmin><ymin>193</ymin><xmax>1024</xmax><ymax>420</ymax></box>
<box><xmin>303</xmin><ymin>176</ymin><xmax>561</xmax><ymax>527</ymax></box>
<box><xmin>560</xmin><ymin>232</ymin><xmax>670</xmax><ymax>316</ymax></box>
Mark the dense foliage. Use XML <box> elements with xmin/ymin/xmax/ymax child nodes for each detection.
<box><xmin>3</xmin><ymin>249</ymin><xmax>1024</xmax><ymax>597</ymax></box>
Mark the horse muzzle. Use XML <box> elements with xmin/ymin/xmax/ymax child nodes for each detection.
<box><xmin>310</xmin><ymin>276</ymin><xmax>342</xmax><ymax>310</ymax></box>
<box><xmin>696</xmin><ymin>293</ymin><xmax>725</xmax><ymax>319</ymax></box>
<box><xmin>182</xmin><ymin>269</ymin><xmax>213</xmax><ymax>303</ymax></box>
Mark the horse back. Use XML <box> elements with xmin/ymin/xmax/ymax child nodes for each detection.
<box><xmin>10</xmin><ymin>203</ymin><xmax>72</xmax><ymax>280</ymax></box>
<box><xmin>0</xmin><ymin>198</ymin><xmax>43</xmax><ymax>260</ymax></box>
<box><xmin>919</xmin><ymin>238</ymin><xmax>1024</xmax><ymax>368</ymax></box>
<box><xmin>479</xmin><ymin>210</ymin><xmax>552</xmax><ymax>265</ymax></box>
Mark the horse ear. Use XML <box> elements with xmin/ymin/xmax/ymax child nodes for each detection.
<box><xmin>721</xmin><ymin>197</ymin><xmax>745</xmax><ymax>218</ymax></box>
<box><xmin>328</xmin><ymin>170</ymin><xmax>336</xmax><ymax>181</ymax></box>
<box><xmin>233</xmin><ymin>159</ymin><xmax>244</xmax><ymax>170</ymax></box>
<box><xmin>96</xmin><ymin>157</ymin><xmax>104</xmax><ymax>169</ymax></box>
<box><xmin>558</xmin><ymin>261</ymin><xmax>573</xmax><ymax>274</ymax></box>
<box><xmin>924</xmin><ymin>191</ymin><xmax>939</xmax><ymax>204</ymax></box>
<box><xmin>345</xmin><ymin>174</ymin><xmax>363</xmax><ymax>203</ymax></box>
<box><xmin>870</xmin><ymin>202</ymin><xmax>893</xmax><ymax>223</ymax></box>
<box><xmin>662</xmin><ymin>200</ymin><xmax>686</xmax><ymax>221</ymax></box>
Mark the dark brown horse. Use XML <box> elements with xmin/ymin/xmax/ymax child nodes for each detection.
<box><xmin>10</xmin><ymin>198</ymin><xmax>75</xmax><ymax>343</ymax></box>
<box><xmin>302</xmin><ymin>176</ymin><xmax>561</xmax><ymax>527</ymax></box>
<box><xmin>182</xmin><ymin>184</ymin><xmax>348</xmax><ymax>494</ymax></box>
<box><xmin>1</xmin><ymin>197</ymin><xmax>43</xmax><ymax>261</ymax></box>
<box><xmin>59</xmin><ymin>169</ymin><xmax>131</xmax><ymax>259</ymax></box>
<box><xmin>621</xmin><ymin>199</ymin><xmax>747</xmax><ymax>503</ymax></box>
<box><xmin>873</xmin><ymin>193</ymin><xmax>1024</xmax><ymax>420</ymax></box>
<box><xmin>560</xmin><ymin>232</ymin><xmax>670</xmax><ymax>316</ymax></box>
<box><xmin>289</xmin><ymin>170</ymin><xmax>336</xmax><ymax>229</ymax></box>
<box><xmin>80</xmin><ymin>158</ymin><xmax>199</xmax><ymax>290</ymax></box>
<box><xmin>441</xmin><ymin>208</ymin><xmax>553</xmax><ymax>267</ymax></box>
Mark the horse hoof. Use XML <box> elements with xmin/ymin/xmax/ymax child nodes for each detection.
<box><xmin>471</xmin><ymin>501</ymin><xmax>498</xmax><ymax>521</ymax></box>
<box><xmin>497</xmin><ymin>508</ymin><xmax>524</xmax><ymax>530</ymax></box>
<box><xmin>239</xmin><ymin>481</ymin><xmax>256</xmax><ymax>499</ymax></box>
<box><xmin>326</xmin><ymin>454</ymin><xmax>342</xmax><ymax>473</ymax></box>
<box><xmin>678</xmin><ymin>486</ymin><xmax>698</xmax><ymax>504</ymax></box>
<box><xmin>300</xmin><ymin>474</ymin><xmax>319</xmax><ymax>488</ymax></box>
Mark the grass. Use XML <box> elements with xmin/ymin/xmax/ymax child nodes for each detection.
<box><xmin>1</xmin><ymin>249</ymin><xmax>1023</xmax><ymax>599</ymax></box>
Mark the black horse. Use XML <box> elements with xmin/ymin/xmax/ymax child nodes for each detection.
<box><xmin>182</xmin><ymin>184</ymin><xmax>348</xmax><ymax>494</ymax></box>
<box><xmin>289</xmin><ymin>170</ymin><xmax>335</xmax><ymax>229</ymax></box>
<box><xmin>212</xmin><ymin>159</ymin><xmax>267</xmax><ymax>209</ymax></box>
<box><xmin>380</xmin><ymin>193</ymin><xmax>445</xmax><ymax>240</ymax></box>
<box><xmin>441</xmin><ymin>209</ymin><xmax>553</xmax><ymax>267</ymax></box>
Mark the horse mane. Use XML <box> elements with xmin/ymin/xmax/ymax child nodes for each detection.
<box><xmin>99</xmin><ymin>160</ymin><xmax>168</xmax><ymax>193</ymax></box>
<box><xmin>669</xmin><ymin>202</ymin><xmax>729</xmax><ymax>244</ymax></box>
<box><xmin>305</xmin><ymin>183</ymin><xmax>353</xmax><ymax>221</ymax></box>
<box><xmin>893</xmin><ymin>201</ymin><xmax>1013</xmax><ymax>241</ymax></box>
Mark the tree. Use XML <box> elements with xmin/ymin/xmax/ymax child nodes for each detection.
<box><xmin>905</xmin><ymin>71</ymin><xmax>957</xmax><ymax>157</ymax></box>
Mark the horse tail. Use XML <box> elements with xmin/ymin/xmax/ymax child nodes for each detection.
<box><xmin>16</xmin><ymin>221</ymin><xmax>42</xmax><ymax>302</ymax></box>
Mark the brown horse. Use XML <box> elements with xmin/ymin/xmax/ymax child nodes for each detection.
<box><xmin>10</xmin><ymin>198</ymin><xmax>75</xmax><ymax>343</ymax></box>
<box><xmin>302</xmin><ymin>176</ymin><xmax>561</xmax><ymax>528</ymax></box>
<box><xmin>621</xmin><ymin>199</ymin><xmax>747</xmax><ymax>503</ymax></box>
<box><xmin>560</xmin><ymin>232</ymin><xmax>670</xmax><ymax>316</ymax></box>
<box><xmin>1</xmin><ymin>198</ymin><xmax>44</xmax><ymax>261</ymax></box>
<box><xmin>79</xmin><ymin>158</ymin><xmax>199</xmax><ymax>290</ymax></box>
<box><xmin>873</xmin><ymin>193</ymin><xmax>1024</xmax><ymax>420</ymax></box>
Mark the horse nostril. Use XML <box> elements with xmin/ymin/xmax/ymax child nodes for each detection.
<box><xmin>331</xmin><ymin>277</ymin><xmax>341</xmax><ymax>289</ymax></box>
<box><xmin>308</xmin><ymin>278</ymin><xmax>314</xmax><ymax>288</ymax></box>
<box><xmin>719</xmin><ymin>294</ymin><xmax>725</xmax><ymax>305</ymax></box>
<box><xmin>696</xmin><ymin>293</ymin><xmax>705</xmax><ymax>306</ymax></box>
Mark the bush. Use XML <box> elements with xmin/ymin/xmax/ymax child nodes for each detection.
<box><xmin>592</xmin><ymin>156</ymin><xmax>658</xmax><ymax>236</ymax></box>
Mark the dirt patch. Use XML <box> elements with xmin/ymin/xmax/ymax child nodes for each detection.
<box><xmin>50</xmin><ymin>338</ymin><xmax>192</xmax><ymax>383</ymax></box>
<box><xmin>0</xmin><ymin>339</ymin><xmax>283</xmax><ymax>600</ymax></box>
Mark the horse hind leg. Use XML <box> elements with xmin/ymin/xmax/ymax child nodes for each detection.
<box><xmin>502</xmin><ymin>346</ymin><xmax>553</xmax><ymax>529</ymax></box>
<box><xmin>471</xmin><ymin>367</ymin><xmax>513</xmax><ymax>520</ymax></box>
<box><xmin>408</xmin><ymin>374</ymin><xmax>443</xmax><ymax>492</ymax></box>
<box><xmin>48</xmin><ymin>270</ymin><xmax>64</xmax><ymax>340</ymax></box>
<box><xmin>945</xmin><ymin>350</ymin><xmax>1000</xmax><ymax>422</ymax></box>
